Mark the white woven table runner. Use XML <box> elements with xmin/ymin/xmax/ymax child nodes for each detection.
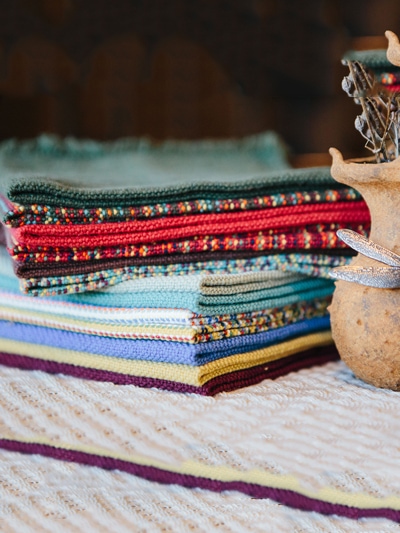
<box><xmin>1</xmin><ymin>361</ymin><xmax>400</xmax><ymax>531</ymax></box>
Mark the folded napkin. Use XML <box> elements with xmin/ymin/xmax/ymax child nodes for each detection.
<box><xmin>0</xmin><ymin>330</ymin><xmax>334</xmax><ymax>393</ymax></box>
<box><xmin>0</xmin><ymin>294</ymin><xmax>331</xmax><ymax>342</ymax></box>
<box><xmin>0</xmin><ymin>133</ymin><xmax>354</xmax><ymax>395</ymax></box>
<box><xmin>0</xmin><ymin>132</ymin><xmax>289</xmax><ymax>207</ymax></box>
<box><xmin>10</xmin><ymin>224</ymin><xmax>362</xmax><ymax>266</ymax></box>
<box><xmin>11</xmin><ymin>223</ymin><xmax>358</xmax><ymax>282</ymax></box>
<box><xmin>0</xmin><ymin>134</ymin><xmax>370</xmax><ymax>297</ymax></box>
<box><xmin>0</xmin><ymin>248</ymin><xmax>335</xmax><ymax>314</ymax></box>
<box><xmin>0</xmin><ymin>242</ymin><xmax>334</xmax><ymax>393</ymax></box>
<box><xmin>0</xmin><ymin>314</ymin><xmax>331</xmax><ymax>365</ymax></box>
<box><xmin>17</xmin><ymin>250</ymin><xmax>350</xmax><ymax>297</ymax></box>
<box><xmin>11</xmin><ymin>202</ymin><xmax>368</xmax><ymax>249</ymax></box>
<box><xmin>63</xmin><ymin>277</ymin><xmax>334</xmax><ymax>315</ymax></box>
<box><xmin>5</xmin><ymin>187</ymin><xmax>361</xmax><ymax>227</ymax></box>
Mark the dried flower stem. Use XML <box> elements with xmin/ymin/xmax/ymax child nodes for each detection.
<box><xmin>343</xmin><ymin>59</ymin><xmax>400</xmax><ymax>162</ymax></box>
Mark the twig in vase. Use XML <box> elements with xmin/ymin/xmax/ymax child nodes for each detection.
<box><xmin>342</xmin><ymin>59</ymin><xmax>400</xmax><ymax>162</ymax></box>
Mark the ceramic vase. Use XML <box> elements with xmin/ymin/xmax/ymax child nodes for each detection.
<box><xmin>329</xmin><ymin>148</ymin><xmax>400</xmax><ymax>389</ymax></box>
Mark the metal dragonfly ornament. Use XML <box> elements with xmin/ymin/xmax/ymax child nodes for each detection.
<box><xmin>330</xmin><ymin>229</ymin><xmax>400</xmax><ymax>289</ymax></box>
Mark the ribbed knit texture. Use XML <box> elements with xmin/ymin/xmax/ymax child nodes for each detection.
<box><xmin>5</xmin><ymin>187</ymin><xmax>362</xmax><ymax>227</ymax></box>
<box><xmin>11</xmin><ymin>223</ymin><xmax>366</xmax><ymax>265</ymax></box>
<box><xmin>4</xmin><ymin>166</ymin><xmax>343</xmax><ymax>206</ymax></box>
<box><xmin>0</xmin><ymin>134</ymin><xmax>371</xmax><ymax>300</ymax></box>
<box><xmin>62</xmin><ymin>277</ymin><xmax>335</xmax><ymax>315</ymax></box>
<box><xmin>0</xmin><ymin>344</ymin><xmax>338</xmax><ymax>395</ymax></box>
<box><xmin>0</xmin><ymin>316</ymin><xmax>331</xmax><ymax>364</ymax></box>
<box><xmin>0</xmin><ymin>237</ymin><xmax>335</xmax><ymax>392</ymax></box>
<box><xmin>0</xmin><ymin>330</ymin><xmax>334</xmax><ymax>386</ymax></box>
<box><xmin>13</xmin><ymin>248</ymin><xmax>353</xmax><ymax>277</ymax></box>
<box><xmin>12</xmin><ymin>201</ymin><xmax>368</xmax><ymax>247</ymax></box>
<box><xmin>0</xmin><ymin>133</ymin><xmax>368</xmax><ymax>395</ymax></box>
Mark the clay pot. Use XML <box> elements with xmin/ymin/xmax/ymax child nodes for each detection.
<box><xmin>329</xmin><ymin>148</ymin><xmax>400</xmax><ymax>389</ymax></box>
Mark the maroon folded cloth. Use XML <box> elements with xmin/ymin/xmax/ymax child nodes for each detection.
<box><xmin>14</xmin><ymin>248</ymin><xmax>355</xmax><ymax>279</ymax></box>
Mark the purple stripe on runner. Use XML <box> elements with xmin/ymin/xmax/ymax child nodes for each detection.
<box><xmin>0</xmin><ymin>439</ymin><xmax>398</xmax><ymax>521</ymax></box>
<box><xmin>0</xmin><ymin>347</ymin><xmax>339</xmax><ymax>396</ymax></box>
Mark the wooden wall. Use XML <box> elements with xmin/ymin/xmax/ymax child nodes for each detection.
<box><xmin>0</xmin><ymin>0</ymin><xmax>399</xmax><ymax>157</ymax></box>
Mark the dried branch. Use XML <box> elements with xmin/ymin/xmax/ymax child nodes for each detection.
<box><xmin>342</xmin><ymin>59</ymin><xmax>400</xmax><ymax>162</ymax></box>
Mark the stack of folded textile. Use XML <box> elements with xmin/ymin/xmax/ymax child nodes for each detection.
<box><xmin>0</xmin><ymin>133</ymin><xmax>370</xmax><ymax>394</ymax></box>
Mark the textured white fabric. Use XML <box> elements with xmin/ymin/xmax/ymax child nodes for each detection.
<box><xmin>1</xmin><ymin>450</ymin><xmax>396</xmax><ymax>533</ymax></box>
<box><xmin>2</xmin><ymin>361</ymin><xmax>400</xmax><ymax>523</ymax></box>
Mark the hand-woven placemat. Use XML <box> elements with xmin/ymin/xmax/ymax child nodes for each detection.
<box><xmin>17</xmin><ymin>250</ymin><xmax>353</xmax><ymax>297</ymax></box>
<box><xmin>5</xmin><ymin>186</ymin><xmax>361</xmax><ymax>227</ymax></box>
<box><xmin>60</xmin><ymin>278</ymin><xmax>335</xmax><ymax>315</ymax></box>
<box><xmin>13</xmin><ymin>249</ymin><xmax>354</xmax><ymax>279</ymax></box>
<box><xmin>0</xmin><ymin>344</ymin><xmax>338</xmax><ymax>396</ymax></box>
<box><xmin>3</xmin><ymin>164</ymin><xmax>343</xmax><ymax>206</ymax></box>
<box><xmin>1</xmin><ymin>361</ymin><xmax>400</xmax><ymax>522</ymax></box>
<box><xmin>0</xmin><ymin>132</ymin><xmax>290</xmax><ymax>207</ymax></box>
<box><xmin>12</xmin><ymin>201</ymin><xmax>368</xmax><ymax>248</ymax></box>
<box><xmin>0</xmin><ymin>329</ymin><xmax>333</xmax><ymax>388</ymax></box>
<box><xmin>10</xmin><ymin>223</ymin><xmax>362</xmax><ymax>268</ymax></box>
<box><xmin>0</xmin><ymin>290</ymin><xmax>330</xmax><ymax>343</ymax></box>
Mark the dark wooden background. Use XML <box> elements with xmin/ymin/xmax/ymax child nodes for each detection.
<box><xmin>0</xmin><ymin>0</ymin><xmax>399</xmax><ymax>158</ymax></box>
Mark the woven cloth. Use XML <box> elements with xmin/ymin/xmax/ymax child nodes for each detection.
<box><xmin>0</xmin><ymin>132</ymin><xmax>291</xmax><ymax>207</ymax></box>
<box><xmin>0</xmin><ymin>296</ymin><xmax>332</xmax><ymax>343</ymax></box>
<box><xmin>0</xmin><ymin>270</ymin><xmax>332</xmax><ymax>329</ymax></box>
<box><xmin>1</xmin><ymin>361</ymin><xmax>400</xmax><ymax>523</ymax></box>
<box><xmin>16</xmin><ymin>252</ymin><xmax>352</xmax><ymax>296</ymax></box>
<box><xmin>1</xmin><ymin>450</ymin><xmax>394</xmax><ymax>532</ymax></box>
<box><xmin>2</xmin><ymin>166</ymin><xmax>352</xmax><ymax>206</ymax></box>
<box><xmin>5</xmin><ymin>186</ymin><xmax>361</xmax><ymax>227</ymax></box>
<box><xmin>11</xmin><ymin>202</ymin><xmax>368</xmax><ymax>248</ymax></box>
<box><xmin>1</xmin><ymin>242</ymin><xmax>342</xmax><ymax>302</ymax></box>
<box><xmin>0</xmin><ymin>330</ymin><xmax>333</xmax><ymax>390</ymax></box>
<box><xmin>0</xmin><ymin>134</ymin><xmax>363</xmax><ymax>397</ymax></box>
<box><xmin>0</xmin><ymin>134</ymin><xmax>370</xmax><ymax>297</ymax></box>
<box><xmin>0</xmin><ymin>249</ymin><xmax>335</xmax><ymax>314</ymax></box>
<box><xmin>19</xmin><ymin>250</ymin><xmax>353</xmax><ymax>297</ymax></box>
<box><xmin>0</xmin><ymin>261</ymin><xmax>333</xmax><ymax>344</ymax></box>
<box><xmin>0</xmin><ymin>316</ymin><xmax>331</xmax><ymax>364</ymax></box>
<box><xmin>61</xmin><ymin>277</ymin><xmax>335</xmax><ymax>315</ymax></box>
<box><xmin>12</xmin><ymin>248</ymin><xmax>353</xmax><ymax>277</ymax></box>
<box><xmin>0</xmin><ymin>243</ymin><xmax>335</xmax><ymax>393</ymax></box>
<box><xmin>10</xmin><ymin>222</ymin><xmax>366</xmax><ymax>265</ymax></box>
<box><xmin>0</xmin><ymin>345</ymin><xmax>338</xmax><ymax>396</ymax></box>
